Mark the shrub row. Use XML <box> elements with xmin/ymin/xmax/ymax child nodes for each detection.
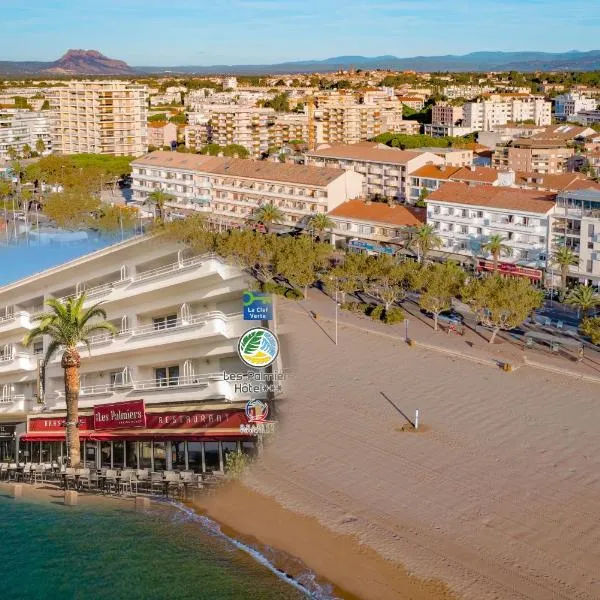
<box><xmin>340</xmin><ymin>302</ymin><xmax>404</xmax><ymax>324</ymax></box>
<box><xmin>261</xmin><ymin>281</ymin><xmax>304</xmax><ymax>300</ymax></box>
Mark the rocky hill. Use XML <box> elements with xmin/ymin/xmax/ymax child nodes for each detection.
<box><xmin>41</xmin><ymin>49</ymin><xmax>135</xmax><ymax>75</ymax></box>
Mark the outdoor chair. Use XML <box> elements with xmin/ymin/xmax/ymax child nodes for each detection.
<box><xmin>118</xmin><ymin>470</ymin><xmax>137</xmax><ymax>495</ymax></box>
<box><xmin>556</xmin><ymin>320</ymin><xmax>564</xmax><ymax>329</ymax></box>
<box><xmin>149</xmin><ymin>471</ymin><xmax>165</xmax><ymax>495</ymax></box>
<box><xmin>20</xmin><ymin>464</ymin><xmax>33</xmax><ymax>483</ymax></box>
<box><xmin>32</xmin><ymin>464</ymin><xmax>47</xmax><ymax>484</ymax></box>
<box><xmin>7</xmin><ymin>463</ymin><xmax>18</xmax><ymax>481</ymax></box>
<box><xmin>164</xmin><ymin>471</ymin><xmax>181</xmax><ymax>498</ymax></box>
<box><xmin>135</xmin><ymin>469</ymin><xmax>149</xmax><ymax>493</ymax></box>
<box><xmin>76</xmin><ymin>469</ymin><xmax>92</xmax><ymax>490</ymax></box>
<box><xmin>104</xmin><ymin>470</ymin><xmax>119</xmax><ymax>494</ymax></box>
<box><xmin>64</xmin><ymin>467</ymin><xmax>77</xmax><ymax>489</ymax></box>
<box><xmin>0</xmin><ymin>464</ymin><xmax>6</xmax><ymax>480</ymax></box>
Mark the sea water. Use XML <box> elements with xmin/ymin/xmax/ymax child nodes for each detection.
<box><xmin>0</xmin><ymin>494</ymin><xmax>310</xmax><ymax>600</ymax></box>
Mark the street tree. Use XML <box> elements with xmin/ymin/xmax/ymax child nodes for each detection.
<box><xmin>409</xmin><ymin>224</ymin><xmax>442</xmax><ymax>263</ymax></box>
<box><xmin>146</xmin><ymin>190</ymin><xmax>175</xmax><ymax>223</ymax></box>
<box><xmin>35</xmin><ymin>139</ymin><xmax>46</xmax><ymax>155</ymax></box>
<box><xmin>308</xmin><ymin>213</ymin><xmax>334</xmax><ymax>241</ymax></box>
<box><xmin>419</xmin><ymin>261</ymin><xmax>465</xmax><ymax>331</ymax></box>
<box><xmin>580</xmin><ymin>317</ymin><xmax>600</xmax><ymax>345</ymax></box>
<box><xmin>42</xmin><ymin>190</ymin><xmax>101</xmax><ymax>229</ymax></box>
<box><xmin>462</xmin><ymin>274</ymin><xmax>543</xmax><ymax>344</ymax></box>
<box><xmin>364</xmin><ymin>255</ymin><xmax>421</xmax><ymax>311</ymax></box>
<box><xmin>551</xmin><ymin>246</ymin><xmax>579</xmax><ymax>299</ymax></box>
<box><xmin>566</xmin><ymin>284</ymin><xmax>600</xmax><ymax>317</ymax></box>
<box><xmin>23</xmin><ymin>296</ymin><xmax>116</xmax><ymax>467</ymax></box>
<box><xmin>248</xmin><ymin>203</ymin><xmax>284</xmax><ymax>233</ymax></box>
<box><xmin>481</xmin><ymin>234</ymin><xmax>513</xmax><ymax>272</ymax></box>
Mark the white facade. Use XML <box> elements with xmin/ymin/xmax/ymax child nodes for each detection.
<box><xmin>463</xmin><ymin>98</ymin><xmax>551</xmax><ymax>131</ymax></box>
<box><xmin>0</xmin><ymin>236</ymin><xmax>265</xmax><ymax>467</ymax></box>
<box><xmin>0</xmin><ymin>110</ymin><xmax>53</xmax><ymax>160</ymax></box>
<box><xmin>554</xmin><ymin>93</ymin><xmax>597</xmax><ymax>120</ymax></box>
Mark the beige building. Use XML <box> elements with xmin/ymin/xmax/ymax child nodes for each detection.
<box><xmin>431</xmin><ymin>104</ymin><xmax>464</xmax><ymax>126</ymax></box>
<box><xmin>130</xmin><ymin>151</ymin><xmax>363</xmax><ymax>229</ymax></box>
<box><xmin>306</xmin><ymin>142</ymin><xmax>443</xmax><ymax>202</ymax></box>
<box><xmin>147</xmin><ymin>122</ymin><xmax>178</xmax><ymax>149</ymax></box>
<box><xmin>49</xmin><ymin>81</ymin><xmax>148</xmax><ymax>156</ymax></box>
<box><xmin>463</xmin><ymin>97</ymin><xmax>551</xmax><ymax>131</ymax></box>
<box><xmin>184</xmin><ymin>123</ymin><xmax>210</xmax><ymax>151</ymax></box>
<box><xmin>493</xmin><ymin>139</ymin><xmax>574</xmax><ymax>174</ymax></box>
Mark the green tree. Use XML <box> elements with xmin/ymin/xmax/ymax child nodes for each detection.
<box><xmin>551</xmin><ymin>246</ymin><xmax>579</xmax><ymax>299</ymax></box>
<box><xmin>93</xmin><ymin>204</ymin><xmax>139</xmax><ymax>233</ymax></box>
<box><xmin>481</xmin><ymin>234</ymin><xmax>513</xmax><ymax>272</ymax></box>
<box><xmin>41</xmin><ymin>100</ymin><xmax>50</xmax><ymax>110</ymax></box>
<box><xmin>580</xmin><ymin>317</ymin><xmax>600</xmax><ymax>345</ymax></box>
<box><xmin>21</xmin><ymin>144</ymin><xmax>32</xmax><ymax>159</ymax></box>
<box><xmin>146</xmin><ymin>190</ymin><xmax>175</xmax><ymax>223</ymax></box>
<box><xmin>308</xmin><ymin>213</ymin><xmax>334</xmax><ymax>241</ymax></box>
<box><xmin>248</xmin><ymin>202</ymin><xmax>284</xmax><ymax>233</ymax></box>
<box><xmin>463</xmin><ymin>274</ymin><xmax>543</xmax><ymax>344</ymax></box>
<box><xmin>23</xmin><ymin>296</ymin><xmax>116</xmax><ymax>467</ymax></box>
<box><xmin>42</xmin><ymin>191</ymin><xmax>101</xmax><ymax>229</ymax></box>
<box><xmin>419</xmin><ymin>262</ymin><xmax>465</xmax><ymax>331</ymax></box>
<box><xmin>7</xmin><ymin>146</ymin><xmax>18</xmax><ymax>161</ymax></box>
<box><xmin>325</xmin><ymin>252</ymin><xmax>371</xmax><ymax>303</ymax></box>
<box><xmin>35</xmin><ymin>138</ymin><xmax>46</xmax><ymax>154</ymax></box>
<box><xmin>565</xmin><ymin>284</ymin><xmax>600</xmax><ymax>317</ymax></box>
<box><xmin>409</xmin><ymin>224</ymin><xmax>442</xmax><ymax>263</ymax></box>
<box><xmin>364</xmin><ymin>255</ymin><xmax>421</xmax><ymax>311</ymax></box>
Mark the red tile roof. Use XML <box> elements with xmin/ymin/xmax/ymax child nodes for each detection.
<box><xmin>410</xmin><ymin>164</ymin><xmax>461</xmax><ymax>180</ymax></box>
<box><xmin>328</xmin><ymin>199</ymin><xmax>425</xmax><ymax>227</ymax></box>
<box><xmin>307</xmin><ymin>143</ymin><xmax>425</xmax><ymax>165</ymax></box>
<box><xmin>427</xmin><ymin>182</ymin><xmax>556</xmax><ymax>214</ymax></box>
<box><xmin>451</xmin><ymin>166</ymin><xmax>500</xmax><ymax>184</ymax></box>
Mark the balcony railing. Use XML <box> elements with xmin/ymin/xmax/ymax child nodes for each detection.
<box><xmin>133</xmin><ymin>255</ymin><xmax>213</xmax><ymax>283</ymax></box>
<box><xmin>133</xmin><ymin>373</ymin><xmax>224</xmax><ymax>391</ymax></box>
<box><xmin>56</xmin><ymin>277</ymin><xmax>130</xmax><ymax>304</ymax></box>
<box><xmin>0</xmin><ymin>394</ymin><xmax>26</xmax><ymax>404</ymax></box>
<box><xmin>0</xmin><ymin>350</ymin><xmax>31</xmax><ymax>364</ymax></box>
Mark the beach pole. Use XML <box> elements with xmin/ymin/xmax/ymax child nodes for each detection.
<box><xmin>335</xmin><ymin>287</ymin><xmax>338</xmax><ymax>346</ymax></box>
<box><xmin>415</xmin><ymin>409</ymin><xmax>419</xmax><ymax>430</ymax></box>
<box><xmin>405</xmin><ymin>319</ymin><xmax>409</xmax><ymax>342</ymax></box>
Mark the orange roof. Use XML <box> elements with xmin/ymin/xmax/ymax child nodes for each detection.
<box><xmin>427</xmin><ymin>182</ymin><xmax>556</xmax><ymax>214</ymax></box>
<box><xmin>410</xmin><ymin>164</ymin><xmax>461</xmax><ymax>180</ymax></box>
<box><xmin>515</xmin><ymin>171</ymin><xmax>600</xmax><ymax>192</ymax></box>
<box><xmin>328</xmin><ymin>199</ymin><xmax>425</xmax><ymax>227</ymax></box>
<box><xmin>307</xmin><ymin>142</ymin><xmax>424</xmax><ymax>165</ymax></box>
<box><xmin>451</xmin><ymin>166</ymin><xmax>499</xmax><ymax>184</ymax></box>
<box><xmin>147</xmin><ymin>121</ymin><xmax>170</xmax><ymax>128</ymax></box>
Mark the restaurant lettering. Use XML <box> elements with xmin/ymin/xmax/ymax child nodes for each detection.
<box><xmin>94</xmin><ymin>400</ymin><xmax>146</xmax><ymax>430</ymax></box>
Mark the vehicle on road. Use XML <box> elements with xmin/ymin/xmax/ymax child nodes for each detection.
<box><xmin>420</xmin><ymin>308</ymin><xmax>464</xmax><ymax>325</ymax></box>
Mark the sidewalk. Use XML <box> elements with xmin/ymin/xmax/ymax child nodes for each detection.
<box><xmin>286</xmin><ymin>289</ymin><xmax>600</xmax><ymax>384</ymax></box>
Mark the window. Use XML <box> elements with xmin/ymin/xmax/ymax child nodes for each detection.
<box><xmin>476</xmin><ymin>228</ymin><xmax>483</xmax><ymax>235</ymax></box>
<box><xmin>100</xmin><ymin>442</ymin><xmax>112</xmax><ymax>468</ymax></box>
<box><xmin>113</xmin><ymin>441</ymin><xmax>124</xmax><ymax>468</ymax></box>
<box><xmin>172</xmin><ymin>442</ymin><xmax>186</xmax><ymax>471</ymax></box>
<box><xmin>222</xmin><ymin>441</ymin><xmax>238</xmax><ymax>471</ymax></box>
<box><xmin>204</xmin><ymin>442</ymin><xmax>220</xmax><ymax>471</ymax></box>
<box><xmin>155</xmin><ymin>365</ymin><xmax>179</xmax><ymax>387</ymax></box>
<box><xmin>153</xmin><ymin>442</ymin><xmax>167</xmax><ymax>471</ymax></box>
<box><xmin>187</xmin><ymin>442</ymin><xmax>203</xmax><ymax>472</ymax></box>
<box><xmin>126</xmin><ymin>441</ymin><xmax>139</xmax><ymax>469</ymax></box>
<box><xmin>85</xmin><ymin>441</ymin><xmax>97</xmax><ymax>469</ymax></box>
<box><xmin>33</xmin><ymin>340</ymin><xmax>44</xmax><ymax>356</ymax></box>
<box><xmin>139</xmin><ymin>442</ymin><xmax>152</xmax><ymax>469</ymax></box>
<box><xmin>153</xmin><ymin>314</ymin><xmax>177</xmax><ymax>331</ymax></box>
<box><xmin>588</xmin><ymin>242</ymin><xmax>594</xmax><ymax>250</ymax></box>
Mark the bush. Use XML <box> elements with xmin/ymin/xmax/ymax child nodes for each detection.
<box><xmin>580</xmin><ymin>317</ymin><xmax>600</xmax><ymax>345</ymax></box>
<box><xmin>369</xmin><ymin>305</ymin><xmax>384</xmax><ymax>321</ymax></box>
<box><xmin>340</xmin><ymin>301</ymin><xmax>362</xmax><ymax>312</ymax></box>
<box><xmin>285</xmin><ymin>288</ymin><xmax>304</xmax><ymax>300</ymax></box>
<box><xmin>382</xmin><ymin>307</ymin><xmax>405</xmax><ymax>324</ymax></box>
<box><xmin>225</xmin><ymin>450</ymin><xmax>250</xmax><ymax>479</ymax></box>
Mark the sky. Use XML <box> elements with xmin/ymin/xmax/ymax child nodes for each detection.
<box><xmin>0</xmin><ymin>0</ymin><xmax>598</xmax><ymax>66</ymax></box>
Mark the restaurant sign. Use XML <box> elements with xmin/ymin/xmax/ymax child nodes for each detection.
<box><xmin>93</xmin><ymin>400</ymin><xmax>146</xmax><ymax>431</ymax></box>
<box><xmin>477</xmin><ymin>260</ymin><xmax>543</xmax><ymax>280</ymax></box>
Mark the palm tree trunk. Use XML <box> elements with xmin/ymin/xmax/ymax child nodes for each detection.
<box><xmin>62</xmin><ymin>349</ymin><xmax>81</xmax><ymax>468</ymax></box>
<box><xmin>433</xmin><ymin>313</ymin><xmax>439</xmax><ymax>331</ymax></box>
<box><xmin>493</xmin><ymin>253</ymin><xmax>498</xmax><ymax>273</ymax></box>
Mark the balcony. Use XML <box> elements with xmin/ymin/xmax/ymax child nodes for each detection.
<box><xmin>63</xmin><ymin>311</ymin><xmax>242</xmax><ymax>360</ymax></box>
<box><xmin>0</xmin><ymin>311</ymin><xmax>34</xmax><ymax>335</ymax></box>
<box><xmin>0</xmin><ymin>394</ymin><xmax>32</xmax><ymax>415</ymax></box>
<box><xmin>0</xmin><ymin>350</ymin><xmax>38</xmax><ymax>375</ymax></box>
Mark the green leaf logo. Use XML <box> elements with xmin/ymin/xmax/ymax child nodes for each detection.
<box><xmin>238</xmin><ymin>327</ymin><xmax>279</xmax><ymax>368</ymax></box>
<box><xmin>241</xmin><ymin>329</ymin><xmax>264</xmax><ymax>355</ymax></box>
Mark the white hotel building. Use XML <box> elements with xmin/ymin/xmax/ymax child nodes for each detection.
<box><xmin>0</xmin><ymin>236</ymin><xmax>267</xmax><ymax>471</ymax></box>
<box><xmin>425</xmin><ymin>183</ymin><xmax>556</xmax><ymax>273</ymax></box>
<box><xmin>131</xmin><ymin>151</ymin><xmax>363</xmax><ymax>229</ymax></box>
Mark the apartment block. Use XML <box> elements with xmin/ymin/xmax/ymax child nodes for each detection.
<box><xmin>0</xmin><ymin>110</ymin><xmax>53</xmax><ymax>160</ymax></box>
<box><xmin>270</xmin><ymin>113</ymin><xmax>310</xmax><ymax>148</ymax></box>
<box><xmin>147</xmin><ymin>122</ymin><xmax>178</xmax><ymax>149</ymax></box>
<box><xmin>49</xmin><ymin>81</ymin><xmax>148</xmax><ymax>156</ymax></box>
<box><xmin>554</xmin><ymin>92</ymin><xmax>597</xmax><ymax>120</ymax></box>
<box><xmin>328</xmin><ymin>199</ymin><xmax>425</xmax><ymax>253</ymax></box>
<box><xmin>552</xmin><ymin>189</ymin><xmax>600</xmax><ymax>287</ymax></box>
<box><xmin>463</xmin><ymin>98</ymin><xmax>551</xmax><ymax>131</ymax></box>
<box><xmin>0</xmin><ymin>236</ymin><xmax>264</xmax><ymax>468</ymax></box>
<box><xmin>305</xmin><ymin>142</ymin><xmax>443</xmax><ymax>202</ymax></box>
<box><xmin>431</xmin><ymin>104</ymin><xmax>464</xmax><ymax>126</ymax></box>
<box><xmin>130</xmin><ymin>151</ymin><xmax>363</xmax><ymax>228</ymax></box>
<box><xmin>426</xmin><ymin>182</ymin><xmax>555</xmax><ymax>270</ymax></box>
<box><xmin>493</xmin><ymin>139</ymin><xmax>574</xmax><ymax>174</ymax></box>
<box><xmin>184</xmin><ymin>123</ymin><xmax>210</xmax><ymax>151</ymax></box>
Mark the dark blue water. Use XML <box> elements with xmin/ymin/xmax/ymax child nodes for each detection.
<box><xmin>0</xmin><ymin>230</ymin><xmax>138</xmax><ymax>287</ymax></box>
<box><xmin>0</xmin><ymin>494</ymin><xmax>309</xmax><ymax>600</ymax></box>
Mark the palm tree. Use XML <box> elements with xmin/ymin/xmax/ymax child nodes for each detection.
<box><xmin>480</xmin><ymin>234</ymin><xmax>513</xmax><ymax>273</ymax></box>
<box><xmin>551</xmin><ymin>246</ymin><xmax>579</xmax><ymax>299</ymax></box>
<box><xmin>23</xmin><ymin>296</ymin><xmax>116</xmax><ymax>468</ymax></box>
<box><xmin>249</xmin><ymin>202</ymin><xmax>284</xmax><ymax>233</ymax></box>
<box><xmin>566</xmin><ymin>284</ymin><xmax>600</xmax><ymax>317</ymax></box>
<box><xmin>146</xmin><ymin>190</ymin><xmax>175</xmax><ymax>223</ymax></box>
<box><xmin>409</xmin><ymin>224</ymin><xmax>442</xmax><ymax>264</ymax></box>
<box><xmin>308</xmin><ymin>213</ymin><xmax>334</xmax><ymax>241</ymax></box>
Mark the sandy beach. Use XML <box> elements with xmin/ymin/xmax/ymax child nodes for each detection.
<box><xmin>215</xmin><ymin>295</ymin><xmax>600</xmax><ymax>600</ymax></box>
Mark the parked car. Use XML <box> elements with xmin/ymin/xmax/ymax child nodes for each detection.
<box><xmin>420</xmin><ymin>308</ymin><xmax>464</xmax><ymax>324</ymax></box>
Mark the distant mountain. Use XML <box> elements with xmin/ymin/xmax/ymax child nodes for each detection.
<box><xmin>0</xmin><ymin>50</ymin><xmax>135</xmax><ymax>76</ymax></box>
<box><xmin>1</xmin><ymin>49</ymin><xmax>600</xmax><ymax>76</ymax></box>
<box><xmin>135</xmin><ymin>50</ymin><xmax>600</xmax><ymax>75</ymax></box>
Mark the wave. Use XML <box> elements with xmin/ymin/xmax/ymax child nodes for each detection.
<box><xmin>161</xmin><ymin>499</ymin><xmax>341</xmax><ymax>600</ymax></box>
